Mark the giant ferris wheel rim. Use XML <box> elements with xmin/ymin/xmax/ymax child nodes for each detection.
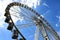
<box><xmin>5</xmin><ymin>2</ymin><xmax>48</xmax><ymax>26</ymax></box>
<box><xmin>4</xmin><ymin>2</ymin><xmax>60</xmax><ymax>40</ymax></box>
<box><xmin>5</xmin><ymin>2</ymin><xmax>54</xmax><ymax>29</ymax></box>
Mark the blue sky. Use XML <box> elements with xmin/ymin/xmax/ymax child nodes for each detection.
<box><xmin>0</xmin><ymin>0</ymin><xmax>60</xmax><ymax>40</ymax></box>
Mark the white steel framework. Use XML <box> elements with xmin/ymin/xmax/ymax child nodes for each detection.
<box><xmin>4</xmin><ymin>2</ymin><xmax>60</xmax><ymax>40</ymax></box>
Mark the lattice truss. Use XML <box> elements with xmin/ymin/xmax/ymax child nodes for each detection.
<box><xmin>4</xmin><ymin>2</ymin><xmax>60</xmax><ymax>40</ymax></box>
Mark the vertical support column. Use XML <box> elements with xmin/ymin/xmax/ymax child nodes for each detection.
<box><xmin>13</xmin><ymin>38</ymin><xmax>18</xmax><ymax>40</ymax></box>
<box><xmin>40</xmin><ymin>25</ymin><xmax>50</xmax><ymax>40</ymax></box>
<box><xmin>45</xmin><ymin>25</ymin><xmax>60</xmax><ymax>40</ymax></box>
<box><xmin>35</xmin><ymin>26</ymin><xmax>39</xmax><ymax>40</ymax></box>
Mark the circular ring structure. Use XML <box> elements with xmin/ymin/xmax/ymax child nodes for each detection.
<box><xmin>4</xmin><ymin>2</ymin><xmax>60</xmax><ymax>40</ymax></box>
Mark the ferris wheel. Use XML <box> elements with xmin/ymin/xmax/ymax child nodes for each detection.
<box><xmin>4</xmin><ymin>2</ymin><xmax>60</xmax><ymax>40</ymax></box>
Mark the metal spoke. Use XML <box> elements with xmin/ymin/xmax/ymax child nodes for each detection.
<box><xmin>4</xmin><ymin>2</ymin><xmax>60</xmax><ymax>40</ymax></box>
<box><xmin>10</xmin><ymin>7</ymin><xmax>34</xmax><ymax>20</ymax></box>
<box><xmin>10</xmin><ymin>7</ymin><xmax>34</xmax><ymax>22</ymax></box>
